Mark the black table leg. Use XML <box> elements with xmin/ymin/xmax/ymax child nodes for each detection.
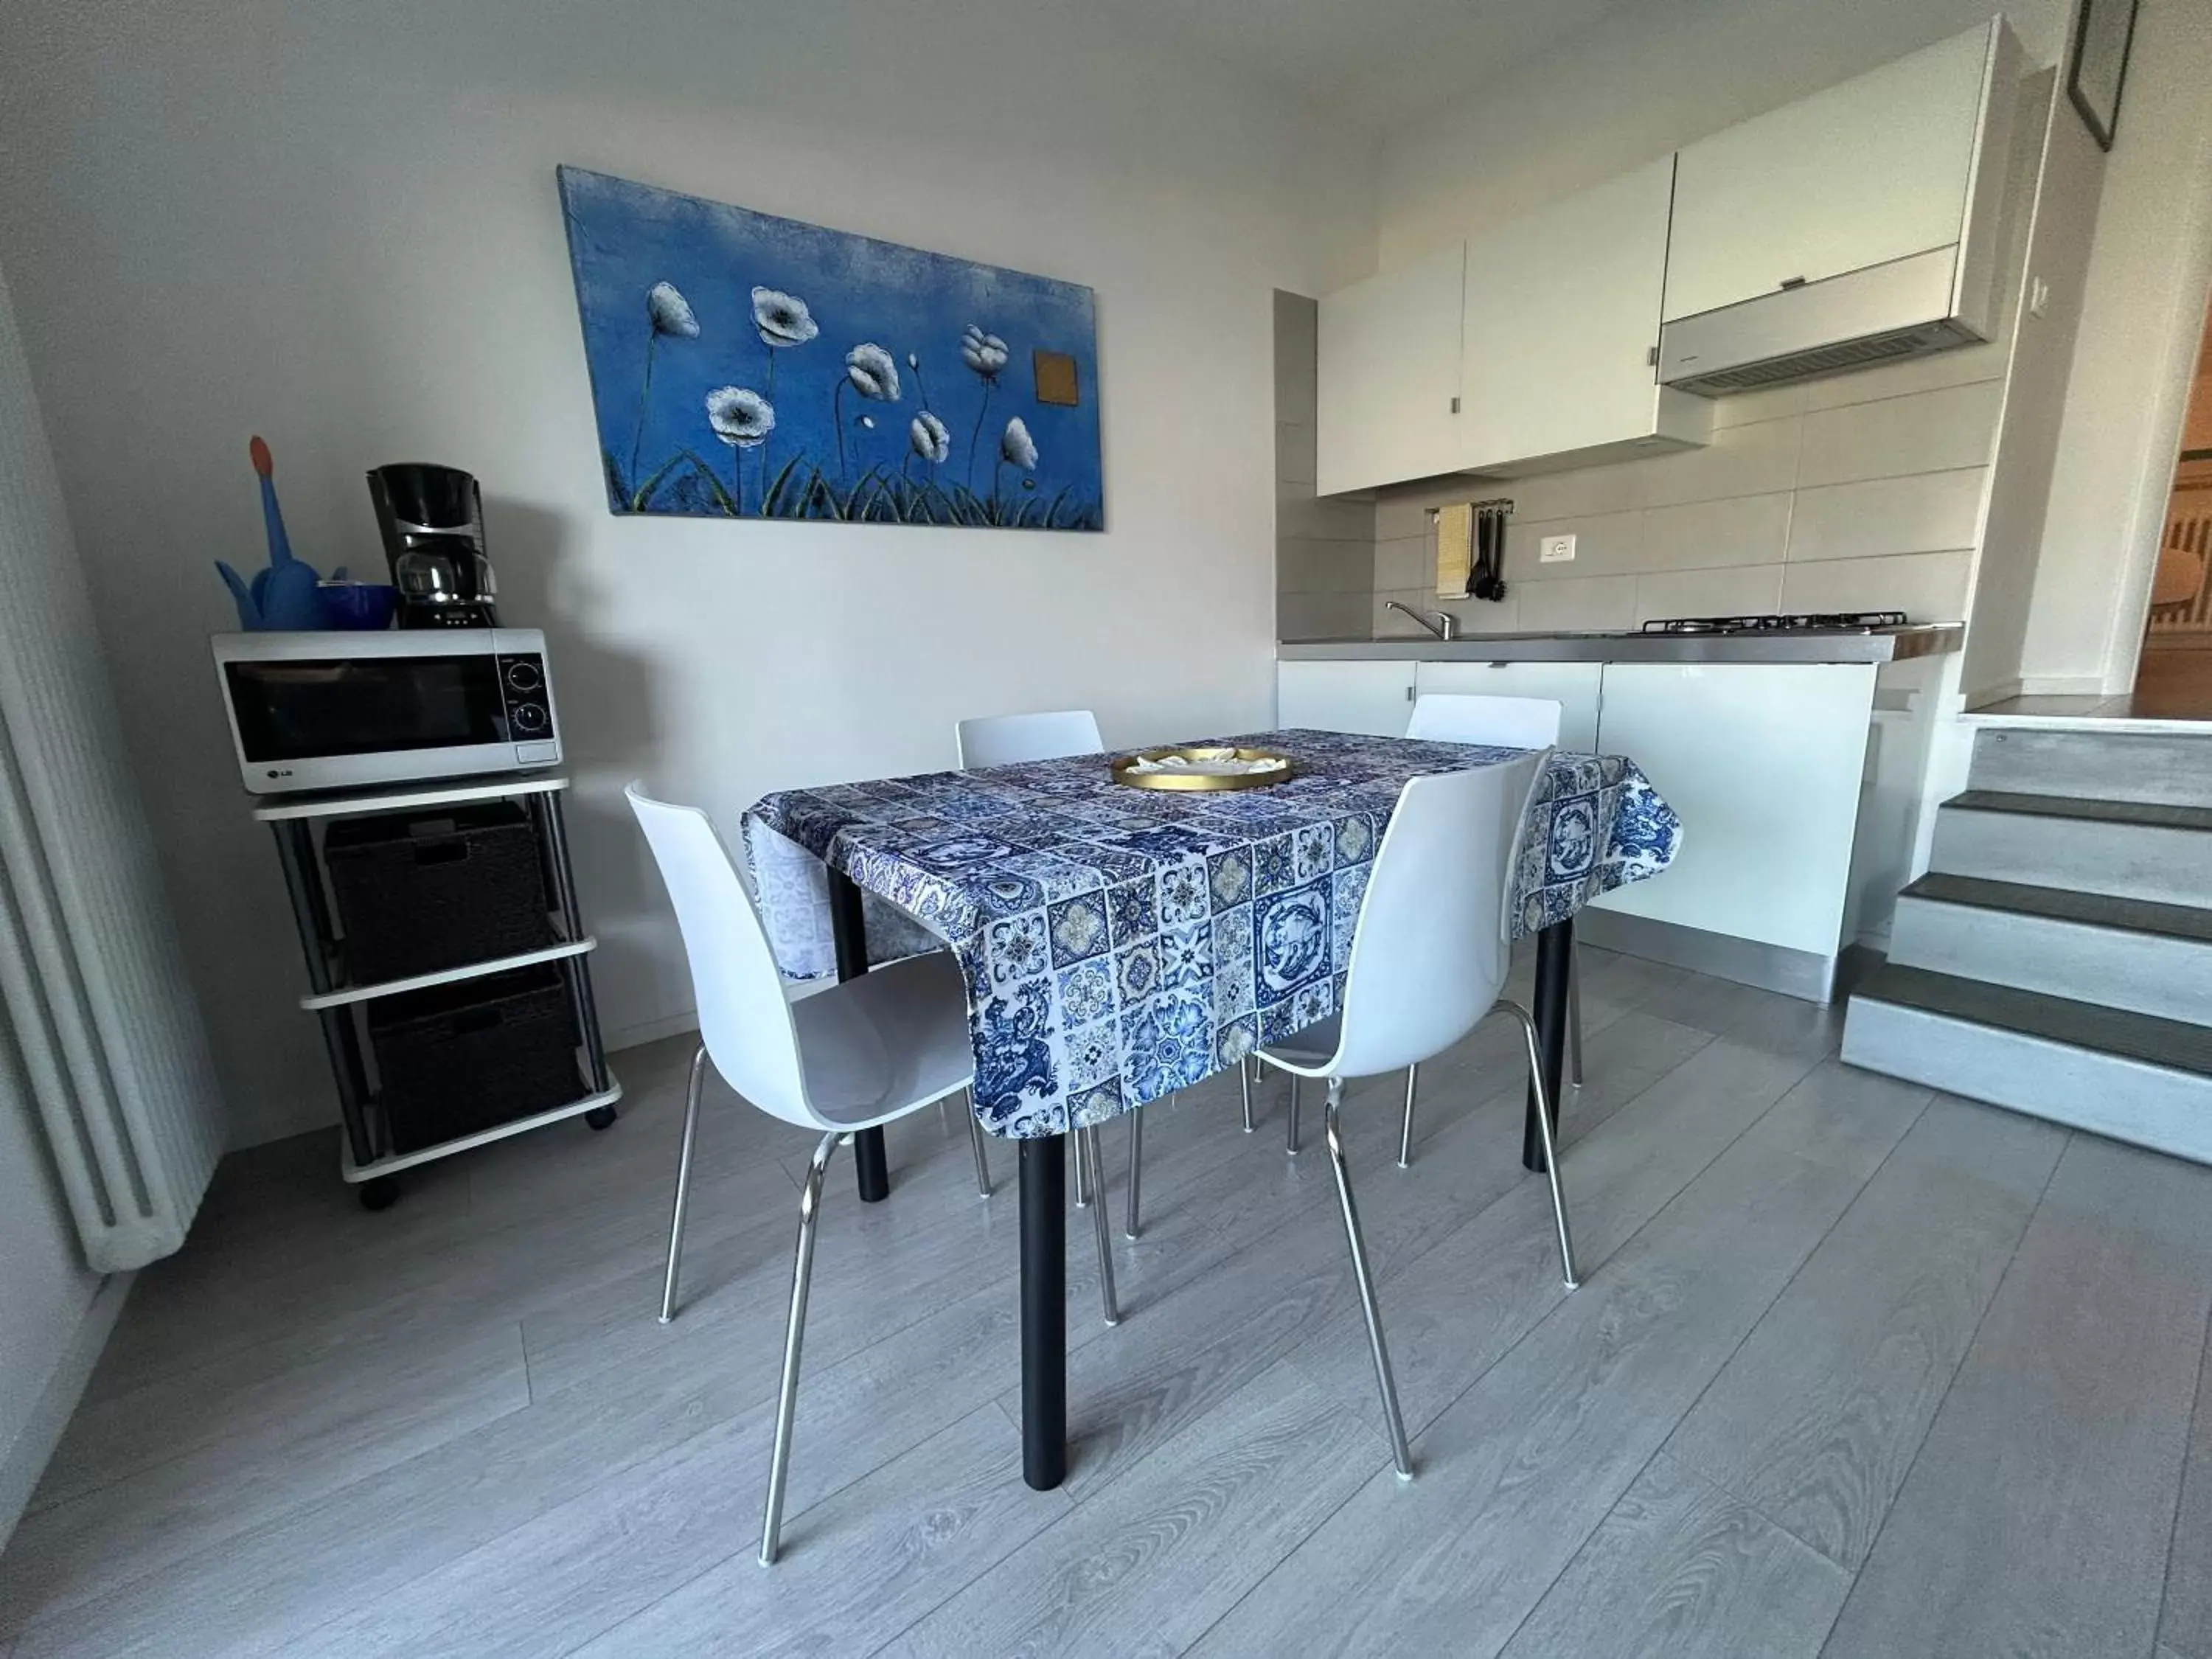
<box><xmin>1523</xmin><ymin>917</ymin><xmax>1573</xmax><ymax>1173</ymax></box>
<box><xmin>1020</xmin><ymin>1135</ymin><xmax>1068</xmax><ymax>1490</ymax></box>
<box><xmin>827</xmin><ymin>867</ymin><xmax>890</xmax><ymax>1203</ymax></box>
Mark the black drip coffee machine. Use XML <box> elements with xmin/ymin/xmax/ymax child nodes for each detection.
<box><xmin>367</xmin><ymin>463</ymin><xmax>500</xmax><ymax>627</ymax></box>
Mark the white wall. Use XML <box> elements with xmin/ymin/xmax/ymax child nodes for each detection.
<box><xmin>2021</xmin><ymin>0</ymin><xmax>2212</xmax><ymax>692</ymax></box>
<box><xmin>0</xmin><ymin>0</ymin><xmax>1377</xmax><ymax>1145</ymax></box>
<box><xmin>0</xmin><ymin>260</ymin><xmax>107</xmax><ymax>1545</ymax></box>
<box><xmin>1377</xmin><ymin>0</ymin><xmax>2066</xmax><ymax>266</ymax></box>
<box><xmin>1959</xmin><ymin>75</ymin><xmax>2107</xmax><ymax>703</ymax></box>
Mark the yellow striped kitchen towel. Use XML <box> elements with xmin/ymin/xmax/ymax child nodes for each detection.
<box><xmin>1435</xmin><ymin>503</ymin><xmax>1474</xmax><ymax>597</ymax></box>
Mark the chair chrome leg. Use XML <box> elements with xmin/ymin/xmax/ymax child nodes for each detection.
<box><xmin>1082</xmin><ymin>1127</ymin><xmax>1119</xmax><ymax>1326</ymax></box>
<box><xmin>1125</xmin><ymin>1103</ymin><xmax>1146</xmax><ymax>1239</ymax></box>
<box><xmin>1074</xmin><ymin>1127</ymin><xmax>1091</xmax><ymax>1206</ymax></box>
<box><xmin>1501</xmin><ymin>1000</ymin><xmax>1579</xmax><ymax>1290</ymax></box>
<box><xmin>964</xmin><ymin>1089</ymin><xmax>992</xmax><ymax>1197</ymax></box>
<box><xmin>658</xmin><ymin>1045</ymin><xmax>708</xmax><ymax>1324</ymax></box>
<box><xmin>1568</xmin><ymin>947</ymin><xmax>1585</xmax><ymax>1090</ymax></box>
<box><xmin>1322</xmin><ymin>1078</ymin><xmax>1413</xmax><ymax>1478</ymax></box>
<box><xmin>1397</xmin><ymin>1064</ymin><xmax>1419</xmax><ymax>1170</ymax></box>
<box><xmin>1287</xmin><ymin>1074</ymin><xmax>1302</xmax><ymax>1155</ymax></box>
<box><xmin>1240</xmin><ymin>1056</ymin><xmax>1256</xmax><ymax>1133</ymax></box>
<box><xmin>759</xmin><ymin>1130</ymin><xmax>843</xmax><ymax>1566</ymax></box>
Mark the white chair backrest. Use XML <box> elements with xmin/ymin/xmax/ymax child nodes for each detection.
<box><xmin>1407</xmin><ymin>692</ymin><xmax>1562</xmax><ymax>748</ymax></box>
<box><xmin>625</xmin><ymin>783</ymin><xmax>818</xmax><ymax>1127</ymax></box>
<box><xmin>956</xmin><ymin>709</ymin><xmax>1104</xmax><ymax>769</ymax></box>
<box><xmin>1329</xmin><ymin>751</ymin><xmax>1548</xmax><ymax>1079</ymax></box>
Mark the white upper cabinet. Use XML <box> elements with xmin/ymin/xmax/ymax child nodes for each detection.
<box><xmin>1315</xmin><ymin>243</ymin><xmax>1466</xmax><ymax>496</ymax></box>
<box><xmin>1664</xmin><ymin>23</ymin><xmax>2012</xmax><ymax>324</ymax></box>
<box><xmin>1312</xmin><ymin>18</ymin><xmax>2018</xmax><ymax>495</ymax></box>
<box><xmin>1459</xmin><ymin>158</ymin><xmax>1710</xmax><ymax>474</ymax></box>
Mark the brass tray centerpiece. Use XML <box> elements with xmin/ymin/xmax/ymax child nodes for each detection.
<box><xmin>1110</xmin><ymin>745</ymin><xmax>1295</xmax><ymax>792</ymax></box>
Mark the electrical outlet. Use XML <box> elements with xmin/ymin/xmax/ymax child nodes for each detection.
<box><xmin>1539</xmin><ymin>534</ymin><xmax>1576</xmax><ymax>564</ymax></box>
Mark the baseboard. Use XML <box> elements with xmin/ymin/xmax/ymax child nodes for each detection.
<box><xmin>0</xmin><ymin>1270</ymin><xmax>133</xmax><ymax>1554</ymax></box>
<box><xmin>1573</xmin><ymin>909</ymin><xmax>1838</xmax><ymax>1003</ymax></box>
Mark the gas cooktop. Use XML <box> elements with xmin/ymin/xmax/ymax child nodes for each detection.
<box><xmin>1640</xmin><ymin>611</ymin><xmax>1908</xmax><ymax>636</ymax></box>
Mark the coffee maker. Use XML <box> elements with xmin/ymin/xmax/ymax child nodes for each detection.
<box><xmin>366</xmin><ymin>463</ymin><xmax>500</xmax><ymax>628</ymax></box>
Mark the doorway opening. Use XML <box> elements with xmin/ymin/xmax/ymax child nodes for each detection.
<box><xmin>2135</xmin><ymin>288</ymin><xmax>2212</xmax><ymax>717</ymax></box>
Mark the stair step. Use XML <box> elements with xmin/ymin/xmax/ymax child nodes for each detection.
<box><xmin>1969</xmin><ymin>726</ymin><xmax>2212</xmax><ymax>809</ymax></box>
<box><xmin>1856</xmin><ymin>963</ymin><xmax>2212</xmax><ymax>1071</ymax></box>
<box><xmin>1931</xmin><ymin>790</ymin><xmax>2212</xmax><ymax>907</ymax></box>
<box><xmin>1947</xmin><ymin>789</ymin><xmax>2212</xmax><ymax>830</ymax></box>
<box><xmin>1843</xmin><ymin>964</ymin><xmax>2212</xmax><ymax>1165</ymax></box>
<box><xmin>1890</xmin><ymin>874</ymin><xmax>2212</xmax><ymax>1026</ymax></box>
<box><xmin>1903</xmin><ymin>872</ymin><xmax>2212</xmax><ymax>942</ymax></box>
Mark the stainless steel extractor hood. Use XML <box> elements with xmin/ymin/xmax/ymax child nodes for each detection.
<box><xmin>1657</xmin><ymin>246</ymin><xmax>1990</xmax><ymax>397</ymax></box>
<box><xmin>1655</xmin><ymin>16</ymin><xmax>2025</xmax><ymax>400</ymax></box>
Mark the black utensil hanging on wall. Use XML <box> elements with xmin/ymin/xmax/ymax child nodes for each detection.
<box><xmin>1471</xmin><ymin>499</ymin><xmax>1510</xmax><ymax>602</ymax></box>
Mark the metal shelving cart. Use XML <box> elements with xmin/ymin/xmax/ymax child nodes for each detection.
<box><xmin>257</xmin><ymin>773</ymin><xmax>621</xmax><ymax>1209</ymax></box>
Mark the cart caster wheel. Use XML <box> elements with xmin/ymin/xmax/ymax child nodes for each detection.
<box><xmin>358</xmin><ymin>1177</ymin><xmax>401</xmax><ymax>1212</ymax></box>
<box><xmin>585</xmin><ymin>1105</ymin><xmax>619</xmax><ymax>1131</ymax></box>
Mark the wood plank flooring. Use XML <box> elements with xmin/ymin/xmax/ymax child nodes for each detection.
<box><xmin>4</xmin><ymin>947</ymin><xmax>2211</xmax><ymax>1657</ymax></box>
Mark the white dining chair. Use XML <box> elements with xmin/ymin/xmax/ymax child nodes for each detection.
<box><xmin>954</xmin><ymin>707</ymin><xmax>1158</xmax><ymax>1233</ymax></box>
<box><xmin>954</xmin><ymin>709</ymin><xmax>1105</xmax><ymax>769</ymax></box>
<box><xmin>1397</xmin><ymin>691</ymin><xmax>1584</xmax><ymax>1166</ymax></box>
<box><xmin>1254</xmin><ymin>752</ymin><xmax>1578</xmax><ymax>1478</ymax></box>
<box><xmin>625</xmin><ymin>782</ymin><xmax>1121</xmax><ymax>1565</ymax></box>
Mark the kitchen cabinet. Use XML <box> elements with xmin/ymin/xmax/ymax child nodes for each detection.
<box><xmin>1587</xmin><ymin>663</ymin><xmax>1876</xmax><ymax>957</ymax></box>
<box><xmin>1317</xmin><ymin>164</ymin><xmax>1708</xmax><ymax>494</ymax></box>
<box><xmin>1663</xmin><ymin>22</ymin><xmax>2014</xmax><ymax>324</ymax></box>
<box><xmin>1459</xmin><ymin>159</ymin><xmax>1708</xmax><ymax>473</ymax></box>
<box><xmin>1315</xmin><ymin>243</ymin><xmax>1466</xmax><ymax>496</ymax></box>
<box><xmin>1412</xmin><ymin>660</ymin><xmax>1602</xmax><ymax>752</ymax></box>
<box><xmin>1277</xmin><ymin>660</ymin><xmax>1416</xmax><ymax>737</ymax></box>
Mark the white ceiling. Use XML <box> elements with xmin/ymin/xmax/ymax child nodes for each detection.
<box><xmin>1114</xmin><ymin>0</ymin><xmax>1633</xmax><ymax>131</ymax></box>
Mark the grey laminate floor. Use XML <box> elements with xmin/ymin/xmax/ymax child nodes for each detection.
<box><xmin>7</xmin><ymin>949</ymin><xmax>2212</xmax><ymax>1657</ymax></box>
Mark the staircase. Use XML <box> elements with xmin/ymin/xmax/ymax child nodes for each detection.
<box><xmin>1842</xmin><ymin>726</ymin><xmax>2212</xmax><ymax>1163</ymax></box>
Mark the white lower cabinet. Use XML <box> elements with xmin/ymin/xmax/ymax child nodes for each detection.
<box><xmin>1412</xmin><ymin>660</ymin><xmax>1603</xmax><ymax>752</ymax></box>
<box><xmin>1588</xmin><ymin>663</ymin><xmax>1877</xmax><ymax>957</ymax></box>
<box><xmin>1277</xmin><ymin>660</ymin><xmax>1416</xmax><ymax>737</ymax></box>
<box><xmin>1279</xmin><ymin>651</ymin><xmax>1896</xmax><ymax>991</ymax></box>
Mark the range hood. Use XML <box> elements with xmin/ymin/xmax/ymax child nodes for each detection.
<box><xmin>1657</xmin><ymin>246</ymin><xmax>1992</xmax><ymax>397</ymax></box>
<box><xmin>1655</xmin><ymin>16</ymin><xmax>2023</xmax><ymax>400</ymax></box>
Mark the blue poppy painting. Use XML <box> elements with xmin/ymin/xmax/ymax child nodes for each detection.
<box><xmin>557</xmin><ymin>166</ymin><xmax>1103</xmax><ymax>530</ymax></box>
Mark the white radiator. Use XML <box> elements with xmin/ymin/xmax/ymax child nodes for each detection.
<box><xmin>0</xmin><ymin>260</ymin><xmax>225</xmax><ymax>1272</ymax></box>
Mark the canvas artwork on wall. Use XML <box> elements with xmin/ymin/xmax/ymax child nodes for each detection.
<box><xmin>557</xmin><ymin>166</ymin><xmax>1103</xmax><ymax>530</ymax></box>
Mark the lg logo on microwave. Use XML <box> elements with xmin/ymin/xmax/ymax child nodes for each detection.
<box><xmin>264</xmin><ymin>768</ymin><xmax>293</xmax><ymax>780</ymax></box>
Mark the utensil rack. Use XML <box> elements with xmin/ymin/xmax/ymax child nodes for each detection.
<box><xmin>255</xmin><ymin>773</ymin><xmax>620</xmax><ymax>1209</ymax></box>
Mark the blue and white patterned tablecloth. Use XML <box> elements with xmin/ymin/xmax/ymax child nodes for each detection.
<box><xmin>743</xmin><ymin>730</ymin><xmax>1680</xmax><ymax>1139</ymax></box>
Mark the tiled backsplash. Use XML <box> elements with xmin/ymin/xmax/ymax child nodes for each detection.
<box><xmin>1367</xmin><ymin>349</ymin><xmax>2004</xmax><ymax>639</ymax></box>
<box><xmin>1275</xmin><ymin>291</ymin><xmax>1374</xmax><ymax>640</ymax></box>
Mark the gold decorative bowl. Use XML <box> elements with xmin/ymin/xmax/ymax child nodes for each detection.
<box><xmin>1110</xmin><ymin>746</ymin><xmax>1295</xmax><ymax>792</ymax></box>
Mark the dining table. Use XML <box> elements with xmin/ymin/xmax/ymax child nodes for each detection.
<box><xmin>742</xmin><ymin>727</ymin><xmax>1682</xmax><ymax>1491</ymax></box>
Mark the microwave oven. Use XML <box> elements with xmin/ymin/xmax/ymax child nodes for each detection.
<box><xmin>212</xmin><ymin>629</ymin><xmax>560</xmax><ymax>795</ymax></box>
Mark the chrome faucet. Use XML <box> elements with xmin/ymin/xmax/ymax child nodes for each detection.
<box><xmin>1384</xmin><ymin>601</ymin><xmax>1458</xmax><ymax>641</ymax></box>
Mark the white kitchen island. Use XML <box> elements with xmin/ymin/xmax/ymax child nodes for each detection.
<box><xmin>1279</xmin><ymin>627</ymin><xmax>1961</xmax><ymax>1001</ymax></box>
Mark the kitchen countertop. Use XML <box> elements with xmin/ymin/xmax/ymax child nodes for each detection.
<box><xmin>1279</xmin><ymin>624</ymin><xmax>1962</xmax><ymax>665</ymax></box>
